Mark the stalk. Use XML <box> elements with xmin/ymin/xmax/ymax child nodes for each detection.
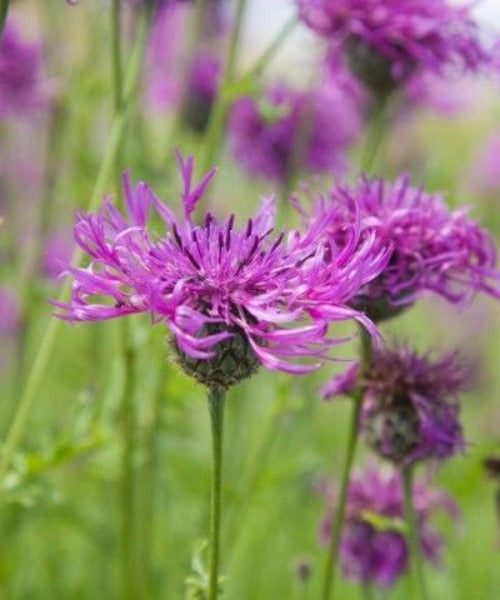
<box><xmin>402</xmin><ymin>466</ymin><xmax>428</xmax><ymax>600</ymax></box>
<box><xmin>0</xmin><ymin>3</ymin><xmax>154</xmax><ymax>482</ymax></box>
<box><xmin>207</xmin><ymin>388</ymin><xmax>226</xmax><ymax>600</ymax></box>
<box><xmin>0</xmin><ymin>0</ymin><xmax>9</xmax><ymax>37</ymax></box>
<box><xmin>321</xmin><ymin>327</ymin><xmax>372</xmax><ymax>600</ymax></box>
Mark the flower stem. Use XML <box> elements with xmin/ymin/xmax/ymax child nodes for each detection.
<box><xmin>0</xmin><ymin>3</ymin><xmax>154</xmax><ymax>483</ymax></box>
<box><xmin>360</xmin><ymin>95</ymin><xmax>393</xmax><ymax>174</ymax></box>
<box><xmin>111</xmin><ymin>0</ymin><xmax>123</xmax><ymax>112</ymax></box>
<box><xmin>0</xmin><ymin>0</ymin><xmax>9</xmax><ymax>37</ymax></box>
<box><xmin>207</xmin><ymin>387</ymin><xmax>226</xmax><ymax>600</ymax></box>
<box><xmin>402</xmin><ymin>466</ymin><xmax>428</xmax><ymax>600</ymax></box>
<box><xmin>321</xmin><ymin>326</ymin><xmax>372</xmax><ymax>600</ymax></box>
<box><xmin>200</xmin><ymin>0</ymin><xmax>248</xmax><ymax>178</ymax></box>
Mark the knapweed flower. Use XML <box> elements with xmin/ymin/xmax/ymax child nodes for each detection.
<box><xmin>44</xmin><ymin>231</ymin><xmax>73</xmax><ymax>281</ymax></box>
<box><xmin>361</xmin><ymin>345</ymin><xmax>469</xmax><ymax>465</ymax></box>
<box><xmin>228</xmin><ymin>81</ymin><xmax>362</xmax><ymax>182</ymax></box>
<box><xmin>146</xmin><ymin>4</ymin><xmax>222</xmax><ymax>132</ymax></box>
<box><xmin>180</xmin><ymin>52</ymin><xmax>221</xmax><ymax>133</ymax></box>
<box><xmin>298</xmin><ymin>0</ymin><xmax>489</xmax><ymax>96</ymax></box>
<box><xmin>320</xmin><ymin>464</ymin><xmax>458</xmax><ymax>587</ymax></box>
<box><xmin>0</xmin><ymin>23</ymin><xmax>43</xmax><ymax>119</ymax></box>
<box><xmin>307</xmin><ymin>174</ymin><xmax>500</xmax><ymax>321</ymax></box>
<box><xmin>54</xmin><ymin>154</ymin><xmax>387</xmax><ymax>389</ymax></box>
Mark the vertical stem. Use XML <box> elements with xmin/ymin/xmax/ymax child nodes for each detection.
<box><xmin>402</xmin><ymin>466</ymin><xmax>428</xmax><ymax>600</ymax></box>
<box><xmin>200</xmin><ymin>0</ymin><xmax>248</xmax><ymax>180</ymax></box>
<box><xmin>121</xmin><ymin>332</ymin><xmax>140</xmax><ymax>600</ymax></box>
<box><xmin>321</xmin><ymin>327</ymin><xmax>372</xmax><ymax>600</ymax></box>
<box><xmin>207</xmin><ymin>387</ymin><xmax>226</xmax><ymax>600</ymax></box>
<box><xmin>111</xmin><ymin>0</ymin><xmax>123</xmax><ymax>112</ymax></box>
<box><xmin>0</xmin><ymin>2</ymin><xmax>154</xmax><ymax>483</ymax></box>
<box><xmin>360</xmin><ymin>96</ymin><xmax>391</xmax><ymax>174</ymax></box>
<box><xmin>0</xmin><ymin>0</ymin><xmax>9</xmax><ymax>37</ymax></box>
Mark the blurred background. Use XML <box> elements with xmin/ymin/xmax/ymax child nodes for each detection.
<box><xmin>0</xmin><ymin>1</ymin><xmax>499</xmax><ymax>598</ymax></box>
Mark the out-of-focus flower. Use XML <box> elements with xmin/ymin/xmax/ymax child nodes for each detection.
<box><xmin>361</xmin><ymin>345</ymin><xmax>469</xmax><ymax>465</ymax></box>
<box><xmin>0</xmin><ymin>287</ymin><xmax>20</xmax><ymax>336</ymax></box>
<box><xmin>298</xmin><ymin>0</ymin><xmax>489</xmax><ymax>96</ymax></box>
<box><xmin>307</xmin><ymin>174</ymin><xmax>500</xmax><ymax>321</ymax></box>
<box><xmin>180</xmin><ymin>52</ymin><xmax>221</xmax><ymax>133</ymax></box>
<box><xmin>320</xmin><ymin>464</ymin><xmax>459</xmax><ymax>587</ymax></box>
<box><xmin>0</xmin><ymin>23</ymin><xmax>44</xmax><ymax>119</ymax></box>
<box><xmin>469</xmin><ymin>131</ymin><xmax>500</xmax><ymax>196</ymax></box>
<box><xmin>146</xmin><ymin>4</ymin><xmax>223</xmax><ymax>132</ymax></box>
<box><xmin>43</xmin><ymin>231</ymin><xmax>73</xmax><ymax>281</ymax></box>
<box><xmin>53</xmin><ymin>153</ymin><xmax>388</xmax><ymax>388</ymax></box>
<box><xmin>321</xmin><ymin>361</ymin><xmax>359</xmax><ymax>400</ymax></box>
<box><xmin>228</xmin><ymin>80</ymin><xmax>363</xmax><ymax>182</ymax></box>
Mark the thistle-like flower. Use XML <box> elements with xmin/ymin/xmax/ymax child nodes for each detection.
<box><xmin>307</xmin><ymin>174</ymin><xmax>500</xmax><ymax>321</ymax></box>
<box><xmin>54</xmin><ymin>154</ymin><xmax>387</xmax><ymax>388</ymax></box>
<box><xmin>0</xmin><ymin>23</ymin><xmax>44</xmax><ymax>119</ymax></box>
<box><xmin>297</xmin><ymin>0</ymin><xmax>489</xmax><ymax>96</ymax></box>
<box><xmin>228</xmin><ymin>81</ymin><xmax>362</xmax><ymax>182</ymax></box>
<box><xmin>363</xmin><ymin>345</ymin><xmax>470</xmax><ymax>465</ymax></box>
<box><xmin>320</xmin><ymin>464</ymin><xmax>459</xmax><ymax>587</ymax></box>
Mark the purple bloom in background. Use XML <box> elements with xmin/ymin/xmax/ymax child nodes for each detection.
<box><xmin>307</xmin><ymin>174</ymin><xmax>500</xmax><ymax>321</ymax></box>
<box><xmin>469</xmin><ymin>131</ymin><xmax>500</xmax><ymax>196</ymax></box>
<box><xmin>146</xmin><ymin>4</ymin><xmax>222</xmax><ymax>131</ymax></box>
<box><xmin>228</xmin><ymin>80</ymin><xmax>362</xmax><ymax>182</ymax></box>
<box><xmin>54</xmin><ymin>154</ymin><xmax>387</xmax><ymax>387</ymax></box>
<box><xmin>0</xmin><ymin>287</ymin><xmax>20</xmax><ymax>337</ymax></box>
<box><xmin>0</xmin><ymin>23</ymin><xmax>44</xmax><ymax>119</ymax></box>
<box><xmin>320</xmin><ymin>464</ymin><xmax>459</xmax><ymax>587</ymax></box>
<box><xmin>298</xmin><ymin>0</ymin><xmax>489</xmax><ymax>95</ymax></box>
<box><xmin>44</xmin><ymin>231</ymin><xmax>74</xmax><ymax>281</ymax></box>
<box><xmin>361</xmin><ymin>345</ymin><xmax>470</xmax><ymax>465</ymax></box>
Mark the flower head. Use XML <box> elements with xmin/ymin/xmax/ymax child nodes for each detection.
<box><xmin>298</xmin><ymin>0</ymin><xmax>489</xmax><ymax>95</ymax></box>
<box><xmin>320</xmin><ymin>464</ymin><xmax>458</xmax><ymax>587</ymax></box>
<box><xmin>54</xmin><ymin>154</ymin><xmax>387</xmax><ymax>387</ymax></box>
<box><xmin>228</xmin><ymin>80</ymin><xmax>362</xmax><ymax>182</ymax></box>
<box><xmin>361</xmin><ymin>345</ymin><xmax>470</xmax><ymax>465</ymax></box>
<box><xmin>308</xmin><ymin>174</ymin><xmax>500</xmax><ymax>321</ymax></box>
<box><xmin>0</xmin><ymin>23</ymin><xmax>44</xmax><ymax>119</ymax></box>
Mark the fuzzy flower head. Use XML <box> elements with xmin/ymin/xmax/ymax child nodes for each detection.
<box><xmin>310</xmin><ymin>174</ymin><xmax>500</xmax><ymax>322</ymax></box>
<box><xmin>298</xmin><ymin>0</ymin><xmax>489</xmax><ymax>96</ymax></box>
<box><xmin>0</xmin><ymin>23</ymin><xmax>44</xmax><ymax>119</ymax></box>
<box><xmin>361</xmin><ymin>345</ymin><xmax>470</xmax><ymax>465</ymax></box>
<box><xmin>54</xmin><ymin>154</ymin><xmax>388</xmax><ymax>389</ymax></box>
<box><xmin>228</xmin><ymin>81</ymin><xmax>362</xmax><ymax>182</ymax></box>
<box><xmin>320</xmin><ymin>464</ymin><xmax>458</xmax><ymax>587</ymax></box>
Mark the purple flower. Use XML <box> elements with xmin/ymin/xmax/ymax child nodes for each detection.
<box><xmin>308</xmin><ymin>174</ymin><xmax>500</xmax><ymax>321</ymax></box>
<box><xmin>361</xmin><ymin>345</ymin><xmax>470</xmax><ymax>465</ymax></box>
<box><xmin>468</xmin><ymin>131</ymin><xmax>500</xmax><ymax>195</ymax></box>
<box><xmin>44</xmin><ymin>231</ymin><xmax>74</xmax><ymax>281</ymax></box>
<box><xmin>54</xmin><ymin>153</ymin><xmax>387</xmax><ymax>386</ymax></box>
<box><xmin>146</xmin><ymin>5</ymin><xmax>222</xmax><ymax>131</ymax></box>
<box><xmin>320</xmin><ymin>464</ymin><xmax>459</xmax><ymax>587</ymax></box>
<box><xmin>298</xmin><ymin>0</ymin><xmax>489</xmax><ymax>95</ymax></box>
<box><xmin>228</xmin><ymin>80</ymin><xmax>362</xmax><ymax>182</ymax></box>
<box><xmin>321</xmin><ymin>361</ymin><xmax>359</xmax><ymax>400</ymax></box>
<box><xmin>0</xmin><ymin>23</ymin><xmax>44</xmax><ymax>119</ymax></box>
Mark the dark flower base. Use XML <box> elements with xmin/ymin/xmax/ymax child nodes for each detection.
<box><xmin>173</xmin><ymin>324</ymin><xmax>261</xmax><ymax>390</ymax></box>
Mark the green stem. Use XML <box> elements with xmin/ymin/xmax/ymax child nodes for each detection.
<box><xmin>321</xmin><ymin>327</ymin><xmax>372</xmax><ymax>600</ymax></box>
<box><xmin>121</xmin><ymin>330</ymin><xmax>140</xmax><ymax>600</ymax></box>
<box><xmin>207</xmin><ymin>388</ymin><xmax>226</xmax><ymax>600</ymax></box>
<box><xmin>111</xmin><ymin>0</ymin><xmax>123</xmax><ymax>112</ymax></box>
<box><xmin>402</xmin><ymin>466</ymin><xmax>428</xmax><ymax>600</ymax></box>
<box><xmin>0</xmin><ymin>0</ymin><xmax>9</xmax><ymax>37</ymax></box>
<box><xmin>0</xmin><ymin>4</ymin><xmax>154</xmax><ymax>483</ymax></box>
<box><xmin>360</xmin><ymin>96</ymin><xmax>392</xmax><ymax>174</ymax></box>
<box><xmin>200</xmin><ymin>0</ymin><xmax>248</xmax><ymax>180</ymax></box>
<box><xmin>245</xmin><ymin>17</ymin><xmax>297</xmax><ymax>80</ymax></box>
